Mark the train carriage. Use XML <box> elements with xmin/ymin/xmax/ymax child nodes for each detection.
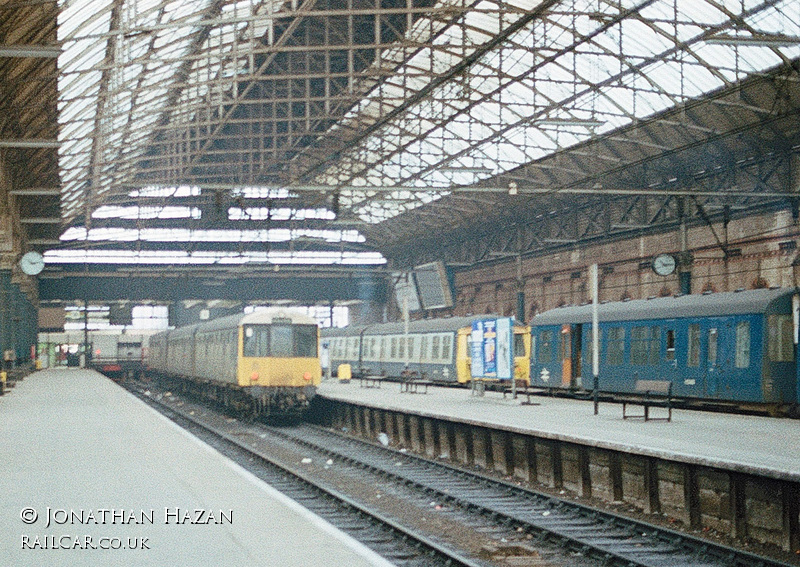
<box><xmin>529</xmin><ymin>288</ymin><xmax>799</xmax><ymax>411</ymax></box>
<box><xmin>147</xmin><ymin>309</ymin><xmax>321</xmax><ymax>418</ymax></box>
<box><xmin>322</xmin><ymin>316</ymin><xmax>531</xmax><ymax>385</ymax></box>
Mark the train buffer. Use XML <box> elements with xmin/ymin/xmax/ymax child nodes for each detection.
<box><xmin>622</xmin><ymin>380</ymin><xmax>673</xmax><ymax>422</ymax></box>
<box><xmin>400</xmin><ymin>379</ymin><xmax>432</xmax><ymax>394</ymax></box>
<box><xmin>359</xmin><ymin>375</ymin><xmax>383</xmax><ymax>388</ymax></box>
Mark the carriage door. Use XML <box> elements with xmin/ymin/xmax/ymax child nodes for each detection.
<box><xmin>705</xmin><ymin>326</ymin><xmax>719</xmax><ymax>397</ymax></box>
<box><xmin>573</xmin><ymin>324</ymin><xmax>583</xmax><ymax>388</ymax></box>
<box><xmin>682</xmin><ymin>322</ymin><xmax>704</xmax><ymax>398</ymax></box>
<box><xmin>560</xmin><ymin>324</ymin><xmax>580</xmax><ymax>389</ymax></box>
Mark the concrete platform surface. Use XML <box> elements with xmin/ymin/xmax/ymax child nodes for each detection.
<box><xmin>0</xmin><ymin>369</ymin><xmax>394</xmax><ymax>567</ymax></box>
<box><xmin>318</xmin><ymin>380</ymin><xmax>800</xmax><ymax>481</ymax></box>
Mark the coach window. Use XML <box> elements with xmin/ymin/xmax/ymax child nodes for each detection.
<box><xmin>398</xmin><ymin>336</ymin><xmax>406</xmax><ymax>359</ymax></box>
<box><xmin>431</xmin><ymin>335</ymin><xmax>441</xmax><ymax>361</ymax></box>
<box><xmin>538</xmin><ymin>330</ymin><xmax>553</xmax><ymax>363</ymax></box>
<box><xmin>420</xmin><ymin>336</ymin><xmax>429</xmax><ymax>362</ymax></box>
<box><xmin>407</xmin><ymin>337</ymin><xmax>415</xmax><ymax>360</ymax></box>
<box><xmin>389</xmin><ymin>337</ymin><xmax>397</xmax><ymax>360</ymax></box>
<box><xmin>243</xmin><ymin>325</ymin><xmax>269</xmax><ymax>357</ymax></box>
<box><xmin>768</xmin><ymin>314</ymin><xmax>794</xmax><ymax>362</ymax></box>
<box><xmin>735</xmin><ymin>321</ymin><xmax>750</xmax><ymax>368</ymax></box>
<box><xmin>441</xmin><ymin>335</ymin><xmax>452</xmax><ymax>361</ymax></box>
<box><xmin>606</xmin><ymin>327</ymin><xmax>624</xmax><ymax>365</ymax></box>
<box><xmin>665</xmin><ymin>330</ymin><xmax>676</xmax><ymax>361</ymax></box>
<box><xmin>631</xmin><ymin>326</ymin><xmax>660</xmax><ymax>365</ymax></box>
<box><xmin>583</xmin><ymin>326</ymin><xmax>602</xmax><ymax>365</ymax></box>
<box><xmin>630</xmin><ymin>327</ymin><xmax>646</xmax><ymax>364</ymax></box>
<box><xmin>687</xmin><ymin>324</ymin><xmax>700</xmax><ymax>367</ymax></box>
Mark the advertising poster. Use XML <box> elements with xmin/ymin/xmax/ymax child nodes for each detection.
<box><xmin>482</xmin><ymin>319</ymin><xmax>497</xmax><ymax>376</ymax></box>
<box><xmin>470</xmin><ymin>321</ymin><xmax>484</xmax><ymax>377</ymax></box>
<box><xmin>496</xmin><ymin>317</ymin><xmax>512</xmax><ymax>380</ymax></box>
<box><xmin>470</xmin><ymin>318</ymin><xmax>513</xmax><ymax>380</ymax></box>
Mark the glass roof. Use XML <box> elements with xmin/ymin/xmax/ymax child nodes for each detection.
<box><xmin>318</xmin><ymin>0</ymin><xmax>800</xmax><ymax>222</ymax></box>
<box><xmin>55</xmin><ymin>0</ymin><xmax>800</xmax><ymax>264</ymax></box>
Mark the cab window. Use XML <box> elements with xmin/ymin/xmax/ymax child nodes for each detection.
<box><xmin>513</xmin><ymin>333</ymin><xmax>526</xmax><ymax>357</ymax></box>
<box><xmin>243</xmin><ymin>325</ymin><xmax>269</xmax><ymax>357</ymax></box>
<box><xmin>294</xmin><ymin>326</ymin><xmax>318</xmax><ymax>358</ymax></box>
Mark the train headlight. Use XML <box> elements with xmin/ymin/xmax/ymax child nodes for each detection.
<box><xmin>250</xmin><ymin>372</ymin><xmax>259</xmax><ymax>382</ymax></box>
<box><xmin>303</xmin><ymin>372</ymin><xmax>312</xmax><ymax>382</ymax></box>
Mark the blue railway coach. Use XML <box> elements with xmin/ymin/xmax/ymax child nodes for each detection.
<box><xmin>529</xmin><ymin>288</ymin><xmax>799</xmax><ymax>411</ymax></box>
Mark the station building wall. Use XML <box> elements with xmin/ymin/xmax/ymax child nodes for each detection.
<box><xmin>452</xmin><ymin>209</ymin><xmax>799</xmax><ymax>321</ymax></box>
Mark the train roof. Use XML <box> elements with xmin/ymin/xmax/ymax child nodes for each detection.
<box><xmin>321</xmin><ymin>315</ymin><xmax>523</xmax><ymax>337</ymax></box>
<box><xmin>157</xmin><ymin>308</ymin><xmax>318</xmax><ymax>339</ymax></box>
<box><xmin>197</xmin><ymin>309</ymin><xmax>318</xmax><ymax>332</ymax></box>
<box><xmin>531</xmin><ymin>288</ymin><xmax>795</xmax><ymax>326</ymax></box>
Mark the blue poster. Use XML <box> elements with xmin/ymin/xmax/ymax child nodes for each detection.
<box><xmin>471</xmin><ymin>318</ymin><xmax>513</xmax><ymax>380</ymax></box>
<box><xmin>482</xmin><ymin>319</ymin><xmax>497</xmax><ymax>375</ymax></box>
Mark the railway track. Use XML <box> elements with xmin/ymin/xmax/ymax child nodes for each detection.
<box><xmin>261</xmin><ymin>424</ymin><xmax>796</xmax><ymax>567</ymax></box>
<box><xmin>128</xmin><ymin>384</ymin><xmax>482</xmax><ymax>567</ymax></box>
<box><xmin>126</xmin><ymin>380</ymin><xmax>796</xmax><ymax>567</ymax></box>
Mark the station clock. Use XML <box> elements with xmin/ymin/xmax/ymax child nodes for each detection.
<box><xmin>652</xmin><ymin>253</ymin><xmax>676</xmax><ymax>276</ymax></box>
<box><xmin>19</xmin><ymin>251</ymin><xmax>44</xmax><ymax>276</ymax></box>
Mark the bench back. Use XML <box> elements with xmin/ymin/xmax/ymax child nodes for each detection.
<box><xmin>634</xmin><ymin>379</ymin><xmax>671</xmax><ymax>394</ymax></box>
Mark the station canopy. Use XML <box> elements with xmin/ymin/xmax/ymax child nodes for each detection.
<box><xmin>43</xmin><ymin>0</ymin><xmax>800</xmax><ymax>267</ymax></box>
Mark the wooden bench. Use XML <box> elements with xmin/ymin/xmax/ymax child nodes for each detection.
<box><xmin>359</xmin><ymin>376</ymin><xmax>383</xmax><ymax>388</ymax></box>
<box><xmin>400</xmin><ymin>379</ymin><xmax>432</xmax><ymax>394</ymax></box>
<box><xmin>622</xmin><ymin>380</ymin><xmax>672</xmax><ymax>422</ymax></box>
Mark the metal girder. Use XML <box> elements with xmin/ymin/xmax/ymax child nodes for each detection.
<box><xmin>10</xmin><ymin>187</ymin><xmax>60</xmax><ymax>196</ymax></box>
<box><xmin>387</xmin><ymin>149</ymin><xmax>797</xmax><ymax>268</ymax></box>
<box><xmin>0</xmin><ymin>45</ymin><xmax>60</xmax><ymax>58</ymax></box>
<box><xmin>0</xmin><ymin>139</ymin><xmax>59</xmax><ymax>148</ymax></box>
<box><xmin>39</xmin><ymin>270</ymin><xmax>389</xmax><ymax>302</ymax></box>
<box><xmin>19</xmin><ymin>217</ymin><xmax>61</xmax><ymax>224</ymax></box>
<box><xmin>52</xmin><ymin>239</ymin><xmax>370</xmax><ymax>253</ymax></box>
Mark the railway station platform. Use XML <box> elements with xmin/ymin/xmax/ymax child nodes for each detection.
<box><xmin>0</xmin><ymin>369</ymin><xmax>394</xmax><ymax>567</ymax></box>
<box><xmin>314</xmin><ymin>379</ymin><xmax>800</xmax><ymax>554</ymax></box>
<box><xmin>317</xmin><ymin>380</ymin><xmax>799</xmax><ymax>480</ymax></box>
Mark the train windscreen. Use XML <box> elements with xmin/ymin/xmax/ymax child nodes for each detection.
<box><xmin>243</xmin><ymin>324</ymin><xmax>318</xmax><ymax>358</ymax></box>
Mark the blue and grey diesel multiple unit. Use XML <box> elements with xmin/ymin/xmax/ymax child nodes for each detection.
<box><xmin>529</xmin><ymin>288</ymin><xmax>799</xmax><ymax>410</ymax></box>
<box><xmin>321</xmin><ymin>316</ymin><xmax>531</xmax><ymax>385</ymax></box>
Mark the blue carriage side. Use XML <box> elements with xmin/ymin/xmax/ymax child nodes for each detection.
<box><xmin>529</xmin><ymin>288</ymin><xmax>798</xmax><ymax>409</ymax></box>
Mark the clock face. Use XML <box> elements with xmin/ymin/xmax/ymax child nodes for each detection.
<box><xmin>20</xmin><ymin>251</ymin><xmax>44</xmax><ymax>276</ymax></box>
<box><xmin>652</xmin><ymin>253</ymin><xmax>676</xmax><ymax>276</ymax></box>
